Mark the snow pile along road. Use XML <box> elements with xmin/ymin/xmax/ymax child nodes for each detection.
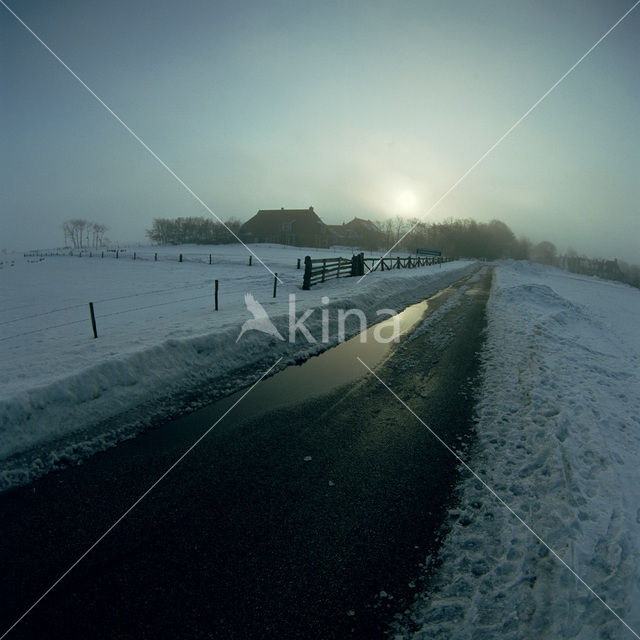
<box><xmin>397</xmin><ymin>261</ymin><xmax>640</xmax><ymax>639</ymax></box>
<box><xmin>0</xmin><ymin>244</ymin><xmax>475</xmax><ymax>491</ymax></box>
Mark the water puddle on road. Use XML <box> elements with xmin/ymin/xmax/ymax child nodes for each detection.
<box><xmin>153</xmin><ymin>297</ymin><xmax>431</xmax><ymax>443</ymax></box>
<box><xmin>149</xmin><ymin>272</ymin><xmax>470</xmax><ymax>447</ymax></box>
<box><xmin>258</xmin><ymin>298</ymin><xmax>429</xmax><ymax>407</ymax></box>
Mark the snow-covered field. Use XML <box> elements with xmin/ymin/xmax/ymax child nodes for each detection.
<box><xmin>4</xmin><ymin>248</ymin><xmax>638</xmax><ymax>638</ymax></box>
<box><xmin>396</xmin><ymin>261</ymin><xmax>640</xmax><ymax>640</ymax></box>
<box><xmin>0</xmin><ymin>243</ymin><xmax>474</xmax><ymax>490</ymax></box>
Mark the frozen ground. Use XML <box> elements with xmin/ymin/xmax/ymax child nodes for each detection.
<box><xmin>0</xmin><ymin>243</ymin><xmax>474</xmax><ymax>490</ymax></box>
<box><xmin>394</xmin><ymin>261</ymin><xmax>640</xmax><ymax>640</ymax></box>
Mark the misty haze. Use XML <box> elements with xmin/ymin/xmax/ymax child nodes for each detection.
<box><xmin>1</xmin><ymin>2</ymin><xmax>639</xmax><ymax>639</ymax></box>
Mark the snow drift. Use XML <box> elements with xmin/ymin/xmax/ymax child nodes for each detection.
<box><xmin>395</xmin><ymin>261</ymin><xmax>640</xmax><ymax>640</ymax></box>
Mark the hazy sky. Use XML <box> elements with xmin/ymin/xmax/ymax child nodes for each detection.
<box><xmin>2</xmin><ymin>0</ymin><xmax>639</xmax><ymax>261</ymax></box>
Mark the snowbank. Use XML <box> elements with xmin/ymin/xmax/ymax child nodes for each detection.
<box><xmin>396</xmin><ymin>261</ymin><xmax>640</xmax><ymax>639</ymax></box>
<box><xmin>0</xmin><ymin>244</ymin><xmax>475</xmax><ymax>490</ymax></box>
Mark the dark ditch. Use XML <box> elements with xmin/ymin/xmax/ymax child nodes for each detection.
<box><xmin>0</xmin><ymin>267</ymin><xmax>492</xmax><ymax>640</ymax></box>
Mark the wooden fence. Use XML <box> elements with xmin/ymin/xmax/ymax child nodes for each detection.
<box><xmin>362</xmin><ymin>255</ymin><xmax>448</xmax><ymax>272</ymax></box>
<box><xmin>302</xmin><ymin>256</ymin><xmax>358</xmax><ymax>289</ymax></box>
<box><xmin>302</xmin><ymin>253</ymin><xmax>450</xmax><ymax>289</ymax></box>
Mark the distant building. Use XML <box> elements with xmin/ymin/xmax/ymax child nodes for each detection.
<box><xmin>239</xmin><ymin>207</ymin><xmax>331</xmax><ymax>248</ymax></box>
<box><xmin>327</xmin><ymin>217</ymin><xmax>385</xmax><ymax>250</ymax></box>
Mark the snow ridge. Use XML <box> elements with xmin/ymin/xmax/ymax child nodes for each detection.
<box><xmin>396</xmin><ymin>261</ymin><xmax>640</xmax><ymax>640</ymax></box>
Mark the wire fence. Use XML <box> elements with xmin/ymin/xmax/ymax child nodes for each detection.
<box><xmin>1</xmin><ymin>247</ymin><xmax>308</xmax><ymax>342</ymax></box>
<box><xmin>0</xmin><ymin>251</ymin><xmax>295</xmax><ymax>343</ymax></box>
<box><xmin>0</xmin><ymin>292</ymin><xmax>217</xmax><ymax>343</ymax></box>
<box><xmin>3</xmin><ymin>246</ymin><xmax>425</xmax><ymax>344</ymax></box>
<box><xmin>0</xmin><ymin>281</ymin><xmax>214</xmax><ymax>326</ymax></box>
<box><xmin>23</xmin><ymin>247</ymin><xmax>257</xmax><ymax>267</ymax></box>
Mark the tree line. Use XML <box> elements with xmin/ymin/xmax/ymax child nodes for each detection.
<box><xmin>382</xmin><ymin>216</ymin><xmax>545</xmax><ymax>262</ymax></box>
<box><xmin>146</xmin><ymin>217</ymin><xmax>242</xmax><ymax>245</ymax></box>
<box><xmin>146</xmin><ymin>214</ymin><xmax>540</xmax><ymax>259</ymax></box>
<box><xmin>143</xmin><ymin>214</ymin><xmax>638</xmax><ymax>288</ymax></box>
<box><xmin>389</xmin><ymin>216</ymin><xmax>638</xmax><ymax>287</ymax></box>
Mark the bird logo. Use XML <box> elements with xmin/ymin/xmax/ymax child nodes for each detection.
<box><xmin>236</xmin><ymin>293</ymin><xmax>285</xmax><ymax>342</ymax></box>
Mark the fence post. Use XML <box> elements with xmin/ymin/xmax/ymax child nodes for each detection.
<box><xmin>321</xmin><ymin>259</ymin><xmax>327</xmax><ymax>282</ymax></box>
<box><xmin>133</xmin><ymin>252</ymin><xmax>136</xmax><ymax>260</ymax></box>
<box><xmin>154</xmin><ymin>252</ymin><xmax>157</xmax><ymax>261</ymax></box>
<box><xmin>273</xmin><ymin>273</ymin><xmax>278</xmax><ymax>298</ymax></box>
<box><xmin>101</xmin><ymin>251</ymin><xmax>104</xmax><ymax>258</ymax></box>
<box><xmin>302</xmin><ymin>256</ymin><xmax>312</xmax><ymax>290</ymax></box>
<box><xmin>209</xmin><ymin>254</ymin><xmax>212</xmax><ymax>265</ymax></box>
<box><xmin>297</xmin><ymin>257</ymin><xmax>301</xmax><ymax>270</ymax></box>
<box><xmin>116</xmin><ymin>250</ymin><xmax>119</xmax><ymax>259</ymax></box>
<box><xmin>214</xmin><ymin>280</ymin><xmax>219</xmax><ymax>311</ymax></box>
<box><xmin>88</xmin><ymin>302</ymin><xmax>98</xmax><ymax>339</ymax></box>
<box><xmin>358</xmin><ymin>253</ymin><xmax>365</xmax><ymax>276</ymax></box>
<box><xmin>249</xmin><ymin>255</ymin><xmax>252</xmax><ymax>266</ymax></box>
<box><xmin>179</xmin><ymin>253</ymin><xmax>182</xmax><ymax>263</ymax></box>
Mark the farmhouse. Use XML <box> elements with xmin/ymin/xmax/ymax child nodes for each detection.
<box><xmin>326</xmin><ymin>217</ymin><xmax>385</xmax><ymax>251</ymax></box>
<box><xmin>239</xmin><ymin>207</ymin><xmax>331</xmax><ymax>247</ymax></box>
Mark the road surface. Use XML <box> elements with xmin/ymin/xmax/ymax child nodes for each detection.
<box><xmin>0</xmin><ymin>267</ymin><xmax>492</xmax><ymax>639</ymax></box>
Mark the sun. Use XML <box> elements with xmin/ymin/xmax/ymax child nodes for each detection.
<box><xmin>395</xmin><ymin>189</ymin><xmax>418</xmax><ymax>213</ymax></box>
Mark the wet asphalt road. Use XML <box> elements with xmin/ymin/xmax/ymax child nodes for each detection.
<box><xmin>0</xmin><ymin>267</ymin><xmax>492</xmax><ymax>640</ymax></box>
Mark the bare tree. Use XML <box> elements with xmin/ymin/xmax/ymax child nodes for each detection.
<box><xmin>383</xmin><ymin>219</ymin><xmax>394</xmax><ymax>249</ymax></box>
<box><xmin>62</xmin><ymin>221</ymin><xmax>74</xmax><ymax>247</ymax></box>
<box><xmin>62</xmin><ymin>219</ymin><xmax>108</xmax><ymax>248</ymax></box>
<box><xmin>64</xmin><ymin>219</ymin><xmax>87</xmax><ymax>248</ymax></box>
<box><xmin>531</xmin><ymin>240</ymin><xmax>557</xmax><ymax>265</ymax></box>
<box><xmin>91</xmin><ymin>223</ymin><xmax>109</xmax><ymax>247</ymax></box>
<box><xmin>146</xmin><ymin>216</ymin><xmax>245</xmax><ymax>245</ymax></box>
<box><xmin>393</xmin><ymin>215</ymin><xmax>407</xmax><ymax>247</ymax></box>
<box><xmin>512</xmin><ymin>235</ymin><xmax>532</xmax><ymax>260</ymax></box>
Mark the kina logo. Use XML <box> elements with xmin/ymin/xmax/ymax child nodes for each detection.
<box><xmin>236</xmin><ymin>292</ymin><xmax>400</xmax><ymax>345</ymax></box>
<box><xmin>236</xmin><ymin>293</ymin><xmax>285</xmax><ymax>342</ymax></box>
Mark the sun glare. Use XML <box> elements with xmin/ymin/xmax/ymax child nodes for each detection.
<box><xmin>395</xmin><ymin>189</ymin><xmax>418</xmax><ymax>213</ymax></box>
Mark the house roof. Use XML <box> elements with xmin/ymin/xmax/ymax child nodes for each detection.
<box><xmin>344</xmin><ymin>217</ymin><xmax>380</xmax><ymax>232</ymax></box>
<box><xmin>241</xmin><ymin>207</ymin><xmax>326</xmax><ymax>235</ymax></box>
